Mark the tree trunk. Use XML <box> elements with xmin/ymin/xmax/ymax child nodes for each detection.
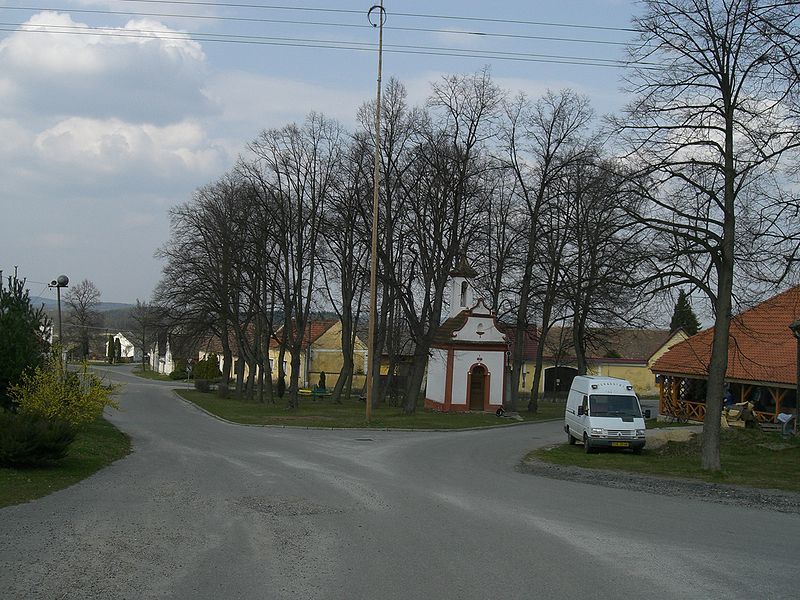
<box><xmin>702</xmin><ymin>108</ymin><xmax>737</xmax><ymax>472</ymax></box>
<box><xmin>403</xmin><ymin>343</ymin><xmax>429</xmax><ymax>414</ymax></box>
<box><xmin>288</xmin><ymin>347</ymin><xmax>302</xmax><ymax>409</ymax></box>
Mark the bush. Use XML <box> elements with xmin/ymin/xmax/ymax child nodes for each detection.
<box><xmin>0</xmin><ymin>412</ymin><xmax>76</xmax><ymax>466</ymax></box>
<box><xmin>194</xmin><ymin>379</ymin><xmax>211</xmax><ymax>393</ymax></box>
<box><xmin>0</xmin><ymin>275</ymin><xmax>51</xmax><ymax>411</ymax></box>
<box><xmin>169</xmin><ymin>368</ymin><xmax>188</xmax><ymax>380</ymax></box>
<box><xmin>11</xmin><ymin>356</ymin><xmax>118</xmax><ymax>428</ymax></box>
<box><xmin>194</xmin><ymin>354</ymin><xmax>222</xmax><ymax>380</ymax></box>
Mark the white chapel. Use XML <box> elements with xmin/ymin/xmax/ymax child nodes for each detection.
<box><xmin>424</xmin><ymin>257</ymin><xmax>508</xmax><ymax>412</ymax></box>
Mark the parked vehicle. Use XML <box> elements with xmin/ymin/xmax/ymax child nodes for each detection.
<box><xmin>564</xmin><ymin>376</ymin><xmax>650</xmax><ymax>454</ymax></box>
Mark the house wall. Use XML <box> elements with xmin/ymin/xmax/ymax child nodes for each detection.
<box><xmin>450</xmin><ymin>349</ymin><xmax>504</xmax><ymax>408</ymax></box>
<box><xmin>112</xmin><ymin>333</ymin><xmax>137</xmax><ymax>360</ymax></box>
<box><xmin>517</xmin><ymin>360</ymin><xmax>658</xmax><ymax>395</ymax></box>
<box><xmin>425</xmin><ymin>348</ymin><xmax>448</xmax><ymax>404</ymax></box>
<box><xmin>305</xmin><ymin>322</ymin><xmax>368</xmax><ymax>390</ymax></box>
<box><xmin>594</xmin><ymin>363</ymin><xmax>656</xmax><ymax>394</ymax></box>
<box><xmin>200</xmin><ymin>321</ymin><xmax>369</xmax><ymax>392</ymax></box>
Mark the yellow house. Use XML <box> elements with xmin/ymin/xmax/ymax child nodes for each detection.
<box><xmin>268</xmin><ymin>320</ymin><xmax>368</xmax><ymax>389</ymax></box>
<box><xmin>516</xmin><ymin>327</ymin><xmax>689</xmax><ymax>396</ymax></box>
<box><xmin>200</xmin><ymin>319</ymin><xmax>368</xmax><ymax>389</ymax></box>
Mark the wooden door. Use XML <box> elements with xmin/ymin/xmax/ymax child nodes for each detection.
<box><xmin>469</xmin><ymin>366</ymin><xmax>486</xmax><ymax>410</ymax></box>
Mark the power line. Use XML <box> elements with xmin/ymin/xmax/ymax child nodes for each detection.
<box><xmin>103</xmin><ymin>0</ymin><xmax>638</xmax><ymax>32</ymax></box>
<box><xmin>0</xmin><ymin>20</ymin><xmax>648</xmax><ymax>67</ymax></box>
<box><xmin>0</xmin><ymin>24</ymin><xmax>656</xmax><ymax>69</ymax></box>
<box><xmin>1</xmin><ymin>5</ymin><xmax>632</xmax><ymax>47</ymax></box>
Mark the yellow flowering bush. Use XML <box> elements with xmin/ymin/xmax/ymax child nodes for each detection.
<box><xmin>11</xmin><ymin>356</ymin><xmax>118</xmax><ymax>428</ymax></box>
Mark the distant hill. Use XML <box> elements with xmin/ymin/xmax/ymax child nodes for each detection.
<box><xmin>30</xmin><ymin>297</ymin><xmax>133</xmax><ymax>312</ymax></box>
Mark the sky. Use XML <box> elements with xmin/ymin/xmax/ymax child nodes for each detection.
<box><xmin>0</xmin><ymin>0</ymin><xmax>640</xmax><ymax>304</ymax></box>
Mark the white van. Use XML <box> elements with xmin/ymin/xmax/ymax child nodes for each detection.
<box><xmin>564</xmin><ymin>376</ymin><xmax>649</xmax><ymax>453</ymax></box>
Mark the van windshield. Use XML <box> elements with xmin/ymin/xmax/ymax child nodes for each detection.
<box><xmin>589</xmin><ymin>394</ymin><xmax>642</xmax><ymax>418</ymax></box>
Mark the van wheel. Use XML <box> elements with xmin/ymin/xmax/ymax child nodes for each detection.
<box><xmin>583</xmin><ymin>435</ymin><xmax>595</xmax><ymax>454</ymax></box>
<box><xmin>567</xmin><ymin>429</ymin><xmax>576</xmax><ymax>445</ymax></box>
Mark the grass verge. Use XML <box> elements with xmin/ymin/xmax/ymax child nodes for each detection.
<box><xmin>131</xmin><ymin>366</ymin><xmax>172</xmax><ymax>382</ymax></box>
<box><xmin>176</xmin><ymin>389</ymin><xmax>564</xmax><ymax>429</ymax></box>
<box><xmin>530</xmin><ymin>427</ymin><xmax>800</xmax><ymax>492</ymax></box>
<box><xmin>0</xmin><ymin>416</ymin><xmax>131</xmax><ymax>508</ymax></box>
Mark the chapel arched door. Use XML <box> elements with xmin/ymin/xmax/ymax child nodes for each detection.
<box><xmin>469</xmin><ymin>365</ymin><xmax>487</xmax><ymax>411</ymax></box>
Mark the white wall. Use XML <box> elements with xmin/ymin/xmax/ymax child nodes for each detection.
<box><xmin>451</xmin><ymin>349</ymin><xmax>504</xmax><ymax>407</ymax></box>
<box><xmin>426</xmin><ymin>348</ymin><xmax>447</xmax><ymax>404</ymax></box>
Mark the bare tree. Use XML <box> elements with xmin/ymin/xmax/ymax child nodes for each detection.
<box><xmin>386</xmin><ymin>70</ymin><xmax>501</xmax><ymax>414</ymax></box>
<box><xmin>156</xmin><ymin>172</ymin><xmax>254</xmax><ymax>397</ymax></box>
<box><xmin>500</xmin><ymin>89</ymin><xmax>594</xmax><ymax>411</ymax></box>
<box><xmin>240</xmin><ymin>113</ymin><xmax>341</xmax><ymax>409</ymax></box>
<box><xmin>357</xmin><ymin>78</ymin><xmax>422</xmax><ymax>407</ymax></box>
<box><xmin>129</xmin><ymin>299</ymin><xmax>160</xmax><ymax>373</ymax></box>
<box><xmin>65</xmin><ymin>279</ymin><xmax>101</xmax><ymax>359</ymax></box>
<box><xmin>320</xmin><ymin>137</ymin><xmax>371</xmax><ymax>402</ymax></box>
<box><xmin>617</xmin><ymin>0</ymin><xmax>800</xmax><ymax>470</ymax></box>
<box><xmin>560</xmin><ymin>157</ymin><xmax>649</xmax><ymax>374</ymax></box>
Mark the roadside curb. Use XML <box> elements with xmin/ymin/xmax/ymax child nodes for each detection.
<box><xmin>169</xmin><ymin>389</ymin><xmax>559</xmax><ymax>433</ymax></box>
<box><xmin>518</xmin><ymin>455</ymin><xmax>800</xmax><ymax>514</ymax></box>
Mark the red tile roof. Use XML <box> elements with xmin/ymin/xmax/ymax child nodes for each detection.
<box><xmin>500</xmin><ymin>324</ymin><xmax>673</xmax><ymax>364</ymax></box>
<box><xmin>269</xmin><ymin>319</ymin><xmax>338</xmax><ymax>349</ymax></box>
<box><xmin>202</xmin><ymin>319</ymin><xmax>339</xmax><ymax>354</ymax></box>
<box><xmin>651</xmin><ymin>286</ymin><xmax>800</xmax><ymax>385</ymax></box>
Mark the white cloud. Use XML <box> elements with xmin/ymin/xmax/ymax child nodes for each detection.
<box><xmin>34</xmin><ymin>117</ymin><xmax>228</xmax><ymax>179</ymax></box>
<box><xmin>0</xmin><ymin>12</ymin><xmax>212</xmax><ymax>124</ymax></box>
<box><xmin>205</xmin><ymin>71</ymin><xmax>371</xmax><ymax>133</ymax></box>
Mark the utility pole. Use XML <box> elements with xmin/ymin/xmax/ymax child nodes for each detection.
<box><xmin>365</xmin><ymin>1</ymin><xmax>385</xmax><ymax>423</ymax></box>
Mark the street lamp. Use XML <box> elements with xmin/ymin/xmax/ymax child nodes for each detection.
<box><xmin>789</xmin><ymin>319</ymin><xmax>800</xmax><ymax>435</ymax></box>
<box><xmin>49</xmin><ymin>274</ymin><xmax>69</xmax><ymax>353</ymax></box>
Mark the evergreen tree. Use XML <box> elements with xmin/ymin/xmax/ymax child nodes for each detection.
<box><xmin>670</xmin><ymin>289</ymin><xmax>700</xmax><ymax>336</ymax></box>
<box><xmin>107</xmin><ymin>335</ymin><xmax>115</xmax><ymax>364</ymax></box>
<box><xmin>114</xmin><ymin>338</ymin><xmax>122</xmax><ymax>363</ymax></box>
<box><xmin>0</xmin><ymin>275</ymin><xmax>52</xmax><ymax>411</ymax></box>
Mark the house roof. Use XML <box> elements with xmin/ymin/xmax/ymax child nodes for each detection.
<box><xmin>269</xmin><ymin>319</ymin><xmax>339</xmax><ymax>349</ymax></box>
<box><xmin>432</xmin><ymin>307</ymin><xmax>507</xmax><ymax>347</ymax></box>
<box><xmin>203</xmin><ymin>319</ymin><xmax>340</xmax><ymax>354</ymax></box>
<box><xmin>500</xmin><ymin>324</ymin><xmax>674</xmax><ymax>364</ymax></box>
<box><xmin>651</xmin><ymin>285</ymin><xmax>800</xmax><ymax>386</ymax></box>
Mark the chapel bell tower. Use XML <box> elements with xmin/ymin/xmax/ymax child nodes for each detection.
<box><xmin>449</xmin><ymin>254</ymin><xmax>478</xmax><ymax>317</ymax></box>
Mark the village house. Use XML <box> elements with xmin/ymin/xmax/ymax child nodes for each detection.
<box><xmin>515</xmin><ymin>326</ymin><xmax>689</xmax><ymax>396</ymax></box>
<box><xmin>651</xmin><ymin>285</ymin><xmax>800</xmax><ymax>423</ymax></box>
<box><xmin>105</xmin><ymin>331</ymin><xmax>139</xmax><ymax>362</ymax></box>
<box><xmin>200</xmin><ymin>319</ymin><xmax>368</xmax><ymax>390</ymax></box>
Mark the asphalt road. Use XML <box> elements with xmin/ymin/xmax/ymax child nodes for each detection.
<box><xmin>2</xmin><ymin>367</ymin><xmax>798</xmax><ymax>599</ymax></box>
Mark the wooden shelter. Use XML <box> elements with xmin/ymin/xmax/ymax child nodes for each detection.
<box><xmin>651</xmin><ymin>286</ymin><xmax>800</xmax><ymax>423</ymax></box>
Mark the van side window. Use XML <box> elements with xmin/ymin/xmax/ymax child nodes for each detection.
<box><xmin>582</xmin><ymin>395</ymin><xmax>589</xmax><ymax>416</ymax></box>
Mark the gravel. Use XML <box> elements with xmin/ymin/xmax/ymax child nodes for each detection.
<box><xmin>518</xmin><ymin>458</ymin><xmax>800</xmax><ymax>514</ymax></box>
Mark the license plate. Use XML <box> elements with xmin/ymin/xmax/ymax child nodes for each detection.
<box><xmin>611</xmin><ymin>441</ymin><xmax>630</xmax><ymax>447</ymax></box>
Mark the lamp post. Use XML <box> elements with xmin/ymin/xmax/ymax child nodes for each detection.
<box><xmin>50</xmin><ymin>275</ymin><xmax>69</xmax><ymax>343</ymax></box>
<box><xmin>789</xmin><ymin>319</ymin><xmax>800</xmax><ymax>435</ymax></box>
<box><xmin>49</xmin><ymin>274</ymin><xmax>69</xmax><ymax>361</ymax></box>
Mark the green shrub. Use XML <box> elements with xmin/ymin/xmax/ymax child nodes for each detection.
<box><xmin>169</xmin><ymin>368</ymin><xmax>188</xmax><ymax>380</ymax></box>
<box><xmin>194</xmin><ymin>379</ymin><xmax>211</xmax><ymax>393</ymax></box>
<box><xmin>0</xmin><ymin>275</ymin><xmax>51</xmax><ymax>411</ymax></box>
<box><xmin>194</xmin><ymin>354</ymin><xmax>222</xmax><ymax>380</ymax></box>
<box><xmin>11</xmin><ymin>356</ymin><xmax>118</xmax><ymax>428</ymax></box>
<box><xmin>0</xmin><ymin>412</ymin><xmax>76</xmax><ymax>466</ymax></box>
